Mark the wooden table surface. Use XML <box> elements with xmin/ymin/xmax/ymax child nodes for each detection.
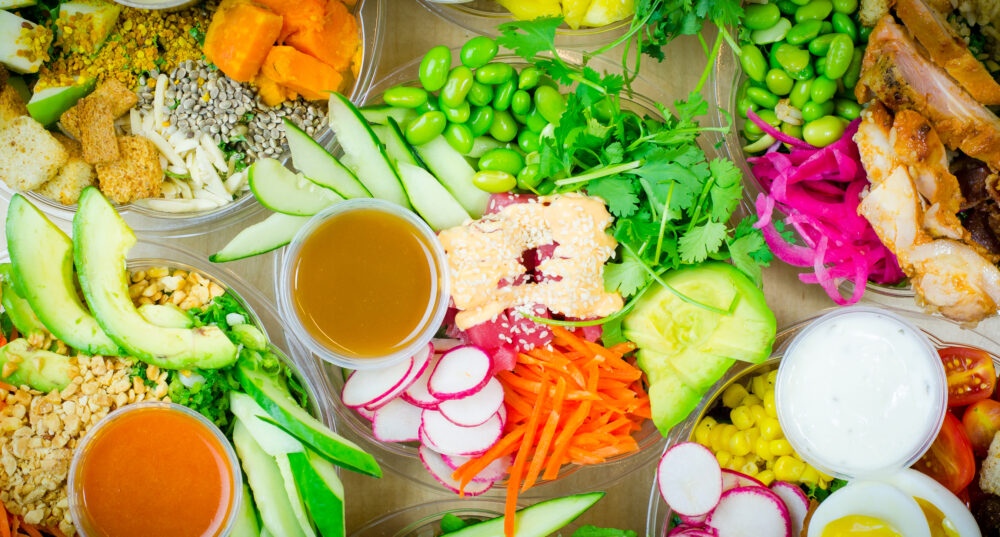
<box><xmin>6</xmin><ymin>0</ymin><xmax>996</xmax><ymax>534</ymax></box>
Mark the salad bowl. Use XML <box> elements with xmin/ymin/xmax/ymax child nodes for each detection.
<box><xmin>349</xmin><ymin>498</ymin><xmax>505</xmax><ymax>537</ymax></box>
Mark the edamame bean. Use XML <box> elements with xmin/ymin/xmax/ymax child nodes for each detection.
<box><xmin>737</xmin><ymin>96</ymin><xmax>758</xmax><ymax>119</ymax></box>
<box><xmin>518</xmin><ymin>67</ymin><xmax>540</xmax><ymax>90</ymax></box>
<box><xmin>460</xmin><ymin>36</ymin><xmax>498</xmax><ymax>69</ymax></box>
<box><xmin>801</xmin><ymin>100</ymin><xmax>834</xmax><ymax>122</ymax></box>
<box><xmin>383</xmin><ymin>86</ymin><xmax>428</xmax><ymax>109</ymax></box>
<box><xmin>788</xmin><ymin>61</ymin><xmax>815</xmax><ymax>80</ymax></box>
<box><xmin>808</xmin><ymin>33</ymin><xmax>837</xmax><ymax>55</ymax></box>
<box><xmin>791</xmin><ymin>0</ymin><xmax>811</xmax><ymax>7</ymax></box>
<box><xmin>405</xmin><ymin>111</ymin><xmax>447</xmax><ymax>145</ymax></box>
<box><xmin>781</xmin><ymin>122</ymin><xmax>804</xmax><ymax>140</ymax></box>
<box><xmin>835</xmin><ymin>98</ymin><xmax>861</xmax><ymax>120</ymax></box>
<box><xmin>418</xmin><ymin>46</ymin><xmax>451</xmax><ymax>92</ymax></box>
<box><xmin>517</xmin><ymin>164</ymin><xmax>542</xmax><ymax>190</ymax></box>
<box><xmin>786</xmin><ymin>20</ymin><xmax>823</xmax><ymax>45</ymax></box>
<box><xmin>468</xmin><ymin>106</ymin><xmax>494</xmax><ymax>137</ymax></box>
<box><xmin>526</xmin><ymin>107</ymin><xmax>548</xmax><ymax>132</ymax></box>
<box><xmin>747</xmin><ymin>86</ymin><xmax>781</xmax><ymax>108</ymax></box>
<box><xmin>832</xmin><ymin>0</ymin><xmax>857</xmax><ymax>13</ymax></box>
<box><xmin>752</xmin><ymin>18</ymin><xmax>792</xmax><ymax>44</ymax></box>
<box><xmin>774</xmin><ymin>44</ymin><xmax>811</xmax><ymax>73</ymax></box>
<box><xmin>744</xmin><ymin>120</ymin><xmax>766</xmax><ymax>140</ymax></box>
<box><xmin>476</xmin><ymin>62</ymin><xmax>515</xmax><ymax>85</ymax></box>
<box><xmin>777</xmin><ymin>0</ymin><xmax>799</xmax><ymax>14</ymax></box>
<box><xmin>472</xmin><ymin>170</ymin><xmax>516</xmax><ymax>193</ymax></box>
<box><xmin>518</xmin><ymin>129</ymin><xmax>540</xmax><ymax>153</ymax></box>
<box><xmin>416</xmin><ymin>98</ymin><xmax>440</xmax><ymax>114</ymax></box>
<box><xmin>803</xmin><ymin>115</ymin><xmax>847</xmax><ymax>146</ymax></box>
<box><xmin>859</xmin><ymin>24</ymin><xmax>872</xmax><ymax>42</ymax></box>
<box><xmin>536</xmin><ymin>180</ymin><xmax>556</xmax><ymax>195</ymax></box>
<box><xmin>511</xmin><ymin>90</ymin><xmax>532</xmax><ymax>116</ymax></box>
<box><xmin>534</xmin><ymin>86</ymin><xmax>566</xmax><ymax>125</ymax></box>
<box><xmin>831</xmin><ymin>13</ymin><xmax>857</xmax><ymax>41</ymax></box>
<box><xmin>765</xmin><ymin>68</ymin><xmax>795</xmax><ymax>95</ymax></box>
<box><xmin>489</xmin><ymin>109</ymin><xmax>518</xmax><ymax>142</ymax></box>
<box><xmin>512</xmin><ymin>109</ymin><xmax>529</xmax><ymax>125</ymax></box>
<box><xmin>440</xmin><ymin>98</ymin><xmax>471</xmax><ymax>123</ymax></box>
<box><xmin>816</xmin><ymin>57</ymin><xmax>827</xmax><ymax>75</ymax></box>
<box><xmin>740</xmin><ymin>44</ymin><xmax>768</xmax><ymax>83</ymax></box>
<box><xmin>824</xmin><ymin>34</ymin><xmax>854</xmax><ymax>79</ymax></box>
<box><xmin>444</xmin><ymin>123</ymin><xmax>474</xmax><ymax>154</ymax></box>
<box><xmin>795</xmin><ymin>0</ymin><xmax>832</xmax><ymax>22</ymax></box>
<box><xmin>790</xmin><ymin>79</ymin><xmax>812</xmax><ymax>109</ymax></box>
<box><xmin>757</xmin><ymin>108</ymin><xmax>782</xmax><ymax>128</ymax></box>
<box><xmin>809</xmin><ymin>75</ymin><xmax>837</xmax><ymax>103</ymax></box>
<box><xmin>820</xmin><ymin>21</ymin><xmax>833</xmax><ymax>33</ymax></box>
<box><xmin>746</xmin><ymin>3</ymin><xmax>781</xmax><ymax>29</ymax></box>
<box><xmin>441</xmin><ymin>66</ymin><xmax>474</xmax><ymax>108</ymax></box>
<box><xmin>467</xmin><ymin>82</ymin><xmax>493</xmax><ymax>107</ymax></box>
<box><xmin>842</xmin><ymin>48</ymin><xmax>864</xmax><ymax>89</ymax></box>
<box><xmin>492</xmin><ymin>79</ymin><xmax>515</xmax><ymax>111</ymax></box>
<box><xmin>479</xmin><ymin>148</ymin><xmax>524</xmax><ymax>175</ymax></box>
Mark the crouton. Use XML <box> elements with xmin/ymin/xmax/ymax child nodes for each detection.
<box><xmin>981</xmin><ymin>431</ymin><xmax>1000</xmax><ymax>494</ymax></box>
<box><xmin>860</xmin><ymin>0</ymin><xmax>893</xmax><ymax>26</ymax></box>
<box><xmin>0</xmin><ymin>116</ymin><xmax>68</xmax><ymax>191</ymax></box>
<box><xmin>77</xmin><ymin>97</ymin><xmax>118</xmax><ymax>164</ymax></box>
<box><xmin>95</xmin><ymin>135</ymin><xmax>163</xmax><ymax>204</ymax></box>
<box><xmin>35</xmin><ymin>134</ymin><xmax>95</xmax><ymax>204</ymax></box>
<box><xmin>59</xmin><ymin>79</ymin><xmax>138</xmax><ymax>139</ymax></box>
<box><xmin>0</xmin><ymin>85</ymin><xmax>27</xmax><ymax>128</ymax></box>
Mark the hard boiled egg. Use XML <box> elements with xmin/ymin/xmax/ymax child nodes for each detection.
<box><xmin>883</xmin><ymin>469</ymin><xmax>980</xmax><ymax>537</ymax></box>
<box><xmin>806</xmin><ymin>481</ymin><xmax>932</xmax><ymax>537</ymax></box>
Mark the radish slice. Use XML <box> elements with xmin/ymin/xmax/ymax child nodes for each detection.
<box><xmin>707</xmin><ymin>486</ymin><xmax>792</xmax><ymax>537</ymax></box>
<box><xmin>365</xmin><ymin>343</ymin><xmax>433</xmax><ymax>410</ymax></box>
<box><xmin>418</xmin><ymin>445</ymin><xmax>495</xmax><ymax>496</ymax></box>
<box><xmin>770</xmin><ymin>482</ymin><xmax>809</xmax><ymax>536</ymax></box>
<box><xmin>403</xmin><ymin>354</ymin><xmax>443</xmax><ymax>409</ymax></box>
<box><xmin>372</xmin><ymin>398</ymin><xmax>422</xmax><ymax>443</ymax></box>
<box><xmin>421</xmin><ymin>408</ymin><xmax>502</xmax><ymax>456</ymax></box>
<box><xmin>497</xmin><ymin>404</ymin><xmax>507</xmax><ymax>427</ymax></box>
<box><xmin>658</xmin><ymin>442</ymin><xmax>723</xmax><ymax>517</ymax></box>
<box><xmin>441</xmin><ymin>453</ymin><xmax>512</xmax><ymax>483</ymax></box>
<box><xmin>401</xmin><ymin>392</ymin><xmax>439</xmax><ymax>410</ymax></box>
<box><xmin>722</xmin><ymin>469</ymin><xmax>765</xmax><ymax>492</ymax></box>
<box><xmin>438</xmin><ymin>377</ymin><xmax>505</xmax><ymax>427</ymax></box>
<box><xmin>679</xmin><ymin>513</ymin><xmax>708</xmax><ymax>527</ymax></box>
<box><xmin>668</xmin><ymin>526</ymin><xmax>718</xmax><ymax>537</ymax></box>
<box><xmin>356</xmin><ymin>406</ymin><xmax>376</xmax><ymax>421</ymax></box>
<box><xmin>341</xmin><ymin>356</ymin><xmax>413</xmax><ymax>408</ymax></box>
<box><xmin>428</xmin><ymin>346</ymin><xmax>492</xmax><ymax>401</ymax></box>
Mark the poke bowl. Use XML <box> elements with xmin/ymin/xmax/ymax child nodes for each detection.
<box><xmin>646</xmin><ymin>305</ymin><xmax>1000</xmax><ymax>537</ymax></box>
<box><xmin>0</xmin><ymin>0</ymin><xmax>386</xmax><ymax>238</ymax></box>
<box><xmin>0</xmin><ymin>190</ymin><xmax>378</xmax><ymax>536</ymax></box>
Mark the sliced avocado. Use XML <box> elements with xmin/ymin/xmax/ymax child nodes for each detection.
<box><xmin>640</xmin><ymin>348</ymin><xmax>735</xmax><ymax>392</ymax></box>
<box><xmin>0</xmin><ymin>263</ymin><xmax>47</xmax><ymax>338</ymax></box>
<box><xmin>6</xmin><ymin>195</ymin><xmax>120</xmax><ymax>356</ymax></box>
<box><xmin>73</xmin><ymin>187</ymin><xmax>237</xmax><ymax>370</ymax></box>
<box><xmin>647</xmin><ymin>373</ymin><xmax>702</xmax><ymax>436</ymax></box>
<box><xmin>0</xmin><ymin>338</ymin><xmax>78</xmax><ymax>392</ymax></box>
<box><xmin>27</xmin><ymin>77</ymin><xmax>96</xmax><ymax>126</ymax></box>
<box><xmin>57</xmin><ymin>0</ymin><xmax>121</xmax><ymax>54</ymax></box>
<box><xmin>138</xmin><ymin>303</ymin><xmax>195</xmax><ymax>329</ymax></box>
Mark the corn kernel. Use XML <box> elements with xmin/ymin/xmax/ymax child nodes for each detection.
<box><xmin>750</xmin><ymin>404</ymin><xmax>768</xmax><ymax>423</ymax></box>
<box><xmin>818</xmin><ymin>469</ymin><xmax>835</xmax><ymax>481</ymax></box>
<box><xmin>800</xmin><ymin>465</ymin><xmax>821</xmax><ymax>485</ymax></box>
<box><xmin>722</xmin><ymin>384</ymin><xmax>749</xmax><ymax>408</ymax></box>
<box><xmin>766</xmin><ymin>369</ymin><xmax>778</xmax><ymax>385</ymax></box>
<box><xmin>756</xmin><ymin>469</ymin><xmax>776</xmax><ymax>486</ymax></box>
<box><xmin>773</xmin><ymin>455</ymin><xmax>806</xmax><ymax>481</ymax></box>
<box><xmin>741</xmin><ymin>394</ymin><xmax>763</xmax><ymax>407</ymax></box>
<box><xmin>716</xmin><ymin>451</ymin><xmax>732</xmax><ymax>467</ymax></box>
<box><xmin>731</xmin><ymin>406</ymin><xmax>755</xmax><ymax>430</ymax></box>
<box><xmin>745</xmin><ymin>428</ymin><xmax>760</xmax><ymax>447</ymax></box>
<box><xmin>740</xmin><ymin>460</ymin><xmax>759</xmax><ymax>476</ymax></box>
<box><xmin>759</xmin><ymin>417</ymin><xmax>783</xmax><ymax>440</ymax></box>
<box><xmin>715</xmin><ymin>425</ymin><xmax>738</xmax><ymax>453</ymax></box>
<box><xmin>763</xmin><ymin>392</ymin><xmax>778</xmax><ymax>418</ymax></box>
<box><xmin>755</xmin><ymin>437</ymin><xmax>773</xmax><ymax>460</ymax></box>
<box><xmin>729</xmin><ymin>455</ymin><xmax>747</xmax><ymax>471</ymax></box>
<box><xmin>770</xmin><ymin>439</ymin><xmax>793</xmax><ymax>456</ymax></box>
<box><xmin>695</xmin><ymin>418</ymin><xmax>716</xmax><ymax>446</ymax></box>
<box><xmin>729</xmin><ymin>431</ymin><xmax>752</xmax><ymax>456</ymax></box>
<box><xmin>752</xmin><ymin>375</ymin><xmax>768</xmax><ymax>397</ymax></box>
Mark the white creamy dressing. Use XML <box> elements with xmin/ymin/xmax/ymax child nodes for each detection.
<box><xmin>776</xmin><ymin>310</ymin><xmax>946</xmax><ymax>477</ymax></box>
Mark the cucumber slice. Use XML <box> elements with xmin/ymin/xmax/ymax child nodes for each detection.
<box><xmin>275</xmin><ymin>454</ymin><xmax>317</xmax><ymax>537</ymax></box>
<box><xmin>231</xmin><ymin>392</ymin><xmax>305</xmax><ymax>456</ymax></box>
<box><xmin>414</xmin><ymin>136</ymin><xmax>490</xmax><ymax>218</ymax></box>
<box><xmin>283</xmin><ymin>119</ymin><xmax>369</xmax><ymax>199</ymax></box>
<box><xmin>396</xmin><ymin>162</ymin><xmax>470</xmax><ymax>231</ymax></box>
<box><xmin>249</xmin><ymin>159</ymin><xmax>342</xmax><ymax>216</ymax></box>
<box><xmin>360</xmin><ymin>105</ymin><xmax>416</xmax><ymax>126</ymax></box>
<box><xmin>464</xmin><ymin>137</ymin><xmax>505</xmax><ymax>158</ymax></box>
<box><xmin>233</xmin><ymin>421</ymin><xmax>309</xmax><ymax>537</ymax></box>
<box><xmin>327</xmin><ymin>93</ymin><xmax>409</xmax><ymax>208</ymax></box>
<box><xmin>210</xmin><ymin>213</ymin><xmax>311</xmax><ymax>263</ymax></box>
<box><xmin>138</xmin><ymin>303</ymin><xmax>194</xmax><ymax>329</ymax></box>
<box><xmin>231</xmin><ymin>483</ymin><xmax>261</xmax><ymax>537</ymax></box>
<box><xmin>289</xmin><ymin>450</ymin><xmax>345</xmax><ymax>537</ymax></box>
<box><xmin>441</xmin><ymin>492</ymin><xmax>605</xmax><ymax>537</ymax></box>
<box><xmin>371</xmin><ymin>118</ymin><xmax>422</xmax><ymax>169</ymax></box>
<box><xmin>237</xmin><ymin>362</ymin><xmax>382</xmax><ymax>477</ymax></box>
<box><xmin>0</xmin><ymin>263</ymin><xmax>46</xmax><ymax>337</ymax></box>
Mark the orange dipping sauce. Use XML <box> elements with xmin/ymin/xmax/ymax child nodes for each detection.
<box><xmin>71</xmin><ymin>404</ymin><xmax>236</xmax><ymax>537</ymax></box>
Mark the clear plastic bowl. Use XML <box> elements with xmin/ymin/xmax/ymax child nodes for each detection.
<box><xmin>0</xmin><ymin>0</ymin><xmax>386</xmax><ymax>239</ymax></box>
<box><xmin>644</xmin><ymin>305</ymin><xmax>1000</xmax><ymax>536</ymax></box>
<box><xmin>415</xmin><ymin>0</ymin><xmax>632</xmax><ymax>49</ymax></box>
<box><xmin>277</xmin><ymin>199</ymin><xmax>451</xmax><ymax>370</ymax></box>
<box><xmin>68</xmin><ymin>402</ymin><xmax>243</xmax><ymax>537</ymax></box>
<box><xmin>350</xmin><ymin>499</ymin><xmax>505</xmax><ymax>537</ymax></box>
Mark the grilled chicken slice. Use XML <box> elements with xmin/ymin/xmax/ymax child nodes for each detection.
<box><xmin>896</xmin><ymin>0</ymin><xmax>1000</xmax><ymax>105</ymax></box>
<box><xmin>858</xmin><ymin>15</ymin><xmax>1000</xmax><ymax>170</ymax></box>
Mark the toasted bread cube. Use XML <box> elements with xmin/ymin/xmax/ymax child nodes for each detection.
<box><xmin>77</xmin><ymin>97</ymin><xmax>118</xmax><ymax>164</ymax></box>
<box><xmin>59</xmin><ymin>79</ymin><xmax>137</xmax><ymax>139</ymax></box>
<box><xmin>35</xmin><ymin>134</ymin><xmax>95</xmax><ymax>204</ymax></box>
<box><xmin>0</xmin><ymin>116</ymin><xmax>68</xmax><ymax>190</ymax></box>
<box><xmin>0</xmin><ymin>84</ymin><xmax>27</xmax><ymax>128</ymax></box>
<box><xmin>981</xmin><ymin>432</ymin><xmax>1000</xmax><ymax>495</ymax></box>
<box><xmin>859</xmin><ymin>0</ymin><xmax>890</xmax><ymax>26</ymax></box>
<box><xmin>96</xmin><ymin>135</ymin><xmax>163</xmax><ymax>203</ymax></box>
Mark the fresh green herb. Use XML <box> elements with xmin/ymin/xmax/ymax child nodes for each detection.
<box><xmin>164</xmin><ymin>169</ymin><xmax>191</xmax><ymax>180</ymax></box>
<box><xmin>0</xmin><ymin>312</ymin><xmax>12</xmax><ymax>341</ymax></box>
<box><xmin>188</xmin><ymin>25</ymin><xmax>207</xmax><ymax>47</ymax></box>
<box><xmin>218</xmin><ymin>141</ymin><xmax>249</xmax><ymax>173</ymax></box>
<box><xmin>803</xmin><ymin>478</ymin><xmax>848</xmax><ymax>503</ymax></box>
<box><xmin>242</xmin><ymin>112</ymin><xmax>255</xmax><ymax>122</ymax></box>
<box><xmin>570</xmin><ymin>525</ymin><xmax>638</xmax><ymax>537</ymax></box>
<box><xmin>440</xmin><ymin>513</ymin><xmax>470</xmax><ymax>533</ymax></box>
<box><xmin>168</xmin><ymin>98</ymin><xmax>181</xmax><ymax>110</ymax></box>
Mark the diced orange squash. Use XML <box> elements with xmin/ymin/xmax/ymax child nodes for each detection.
<box><xmin>254</xmin><ymin>73</ymin><xmax>288</xmax><ymax>106</ymax></box>
<box><xmin>203</xmin><ymin>0</ymin><xmax>283</xmax><ymax>82</ymax></box>
<box><xmin>284</xmin><ymin>0</ymin><xmax>359</xmax><ymax>73</ymax></box>
<box><xmin>260</xmin><ymin>46</ymin><xmax>344</xmax><ymax>101</ymax></box>
<box><xmin>253</xmin><ymin>0</ymin><xmax>325</xmax><ymax>42</ymax></box>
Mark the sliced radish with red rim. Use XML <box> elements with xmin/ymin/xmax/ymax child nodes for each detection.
<box><xmin>438</xmin><ymin>377</ymin><xmax>505</xmax><ymax>427</ymax></box>
<box><xmin>721</xmin><ymin>469</ymin><xmax>764</xmax><ymax>492</ymax></box>
<box><xmin>365</xmin><ymin>343</ymin><xmax>433</xmax><ymax>410</ymax></box>
<box><xmin>428</xmin><ymin>346</ymin><xmax>492</xmax><ymax>401</ymax></box>
<box><xmin>668</xmin><ymin>526</ymin><xmax>718</xmax><ymax>537</ymax></box>
<box><xmin>658</xmin><ymin>442</ymin><xmax>723</xmax><ymax>517</ymax></box>
<box><xmin>706</xmin><ymin>486</ymin><xmax>792</xmax><ymax>537</ymax></box>
<box><xmin>441</xmin><ymin>453</ymin><xmax>512</xmax><ymax>483</ymax></box>
<box><xmin>341</xmin><ymin>356</ymin><xmax>414</xmax><ymax>409</ymax></box>
<box><xmin>769</xmin><ymin>482</ymin><xmax>809</xmax><ymax>536</ymax></box>
<box><xmin>403</xmin><ymin>353</ymin><xmax>442</xmax><ymax>409</ymax></box>
<box><xmin>421</xmin><ymin>408</ymin><xmax>502</xmax><ymax>457</ymax></box>
<box><xmin>372</xmin><ymin>398</ymin><xmax>422</xmax><ymax>443</ymax></box>
<box><xmin>418</xmin><ymin>445</ymin><xmax>495</xmax><ymax>496</ymax></box>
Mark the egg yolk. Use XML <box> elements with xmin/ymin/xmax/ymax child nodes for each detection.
<box><xmin>915</xmin><ymin>498</ymin><xmax>960</xmax><ymax>537</ymax></box>
<box><xmin>820</xmin><ymin>515</ymin><xmax>902</xmax><ymax>536</ymax></box>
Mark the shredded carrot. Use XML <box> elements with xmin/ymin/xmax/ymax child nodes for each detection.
<box><xmin>19</xmin><ymin>524</ymin><xmax>40</xmax><ymax>537</ymax></box>
<box><xmin>0</xmin><ymin>502</ymin><xmax>11</xmax><ymax>537</ymax></box>
<box><xmin>460</xmin><ymin>328</ymin><xmax>649</xmax><ymax>537</ymax></box>
<box><xmin>0</xmin><ymin>381</ymin><xmax>15</xmax><ymax>393</ymax></box>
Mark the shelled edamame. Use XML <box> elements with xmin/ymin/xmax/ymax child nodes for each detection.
<box><xmin>737</xmin><ymin>0</ymin><xmax>867</xmax><ymax>150</ymax></box>
<box><xmin>375</xmin><ymin>36</ymin><xmax>568</xmax><ymax>194</ymax></box>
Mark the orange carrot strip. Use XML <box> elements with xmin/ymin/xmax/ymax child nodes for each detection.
<box><xmin>551</xmin><ymin>326</ymin><xmax>597</xmax><ymax>357</ymax></box>
<box><xmin>504</xmin><ymin>380</ymin><xmax>550</xmax><ymax>537</ymax></box>
<box><xmin>0</xmin><ymin>503</ymin><xmax>10</xmax><ymax>537</ymax></box>
<box><xmin>543</xmin><ymin>373</ymin><xmax>597</xmax><ymax>479</ymax></box>
<box><xmin>455</xmin><ymin>426</ymin><xmax>526</xmax><ymax>486</ymax></box>
<box><xmin>19</xmin><ymin>523</ymin><xmax>40</xmax><ymax>537</ymax></box>
<box><xmin>522</xmin><ymin>376</ymin><xmax>566</xmax><ymax>492</ymax></box>
<box><xmin>0</xmin><ymin>381</ymin><xmax>15</xmax><ymax>393</ymax></box>
<box><xmin>609</xmin><ymin>342</ymin><xmax>637</xmax><ymax>355</ymax></box>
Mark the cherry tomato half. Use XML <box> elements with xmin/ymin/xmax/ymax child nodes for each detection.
<box><xmin>915</xmin><ymin>412</ymin><xmax>976</xmax><ymax>494</ymax></box>
<box><xmin>940</xmin><ymin>346</ymin><xmax>996</xmax><ymax>407</ymax></box>
<box><xmin>963</xmin><ymin>399</ymin><xmax>1000</xmax><ymax>456</ymax></box>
